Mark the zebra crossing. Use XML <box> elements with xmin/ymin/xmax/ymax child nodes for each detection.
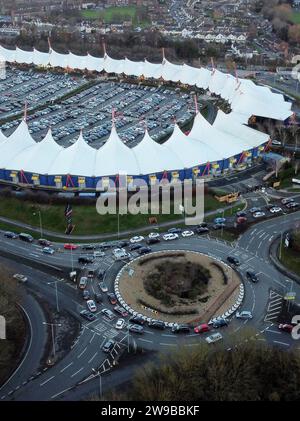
<box><xmin>264</xmin><ymin>290</ymin><xmax>283</xmax><ymax>323</ymax></box>
<box><xmin>94</xmin><ymin>321</ymin><xmax>119</xmax><ymax>339</ymax></box>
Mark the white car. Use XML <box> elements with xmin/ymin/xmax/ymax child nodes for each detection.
<box><xmin>205</xmin><ymin>333</ymin><xmax>223</xmax><ymax>344</ymax></box>
<box><xmin>42</xmin><ymin>247</ymin><xmax>55</xmax><ymax>255</ymax></box>
<box><xmin>253</xmin><ymin>211</ymin><xmax>265</xmax><ymax>218</ymax></box>
<box><xmin>182</xmin><ymin>230</ymin><xmax>194</xmax><ymax>237</ymax></box>
<box><xmin>94</xmin><ymin>251</ymin><xmax>105</xmax><ymax>258</ymax></box>
<box><xmin>163</xmin><ymin>233</ymin><xmax>179</xmax><ymax>241</ymax></box>
<box><xmin>148</xmin><ymin>232</ymin><xmax>160</xmax><ymax>239</ymax></box>
<box><xmin>13</xmin><ymin>273</ymin><xmax>28</xmax><ymax>283</ymax></box>
<box><xmin>236</xmin><ymin>311</ymin><xmax>253</xmax><ymax>320</ymax></box>
<box><xmin>270</xmin><ymin>207</ymin><xmax>282</xmax><ymax>214</ymax></box>
<box><xmin>86</xmin><ymin>299</ymin><xmax>97</xmax><ymax>313</ymax></box>
<box><xmin>130</xmin><ymin>236</ymin><xmax>144</xmax><ymax>243</ymax></box>
<box><xmin>115</xmin><ymin>318</ymin><xmax>125</xmax><ymax>330</ymax></box>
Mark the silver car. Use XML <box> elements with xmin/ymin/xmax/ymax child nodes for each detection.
<box><xmin>236</xmin><ymin>311</ymin><xmax>253</xmax><ymax>320</ymax></box>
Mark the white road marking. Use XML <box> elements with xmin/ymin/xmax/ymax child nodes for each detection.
<box><xmin>71</xmin><ymin>367</ymin><xmax>84</xmax><ymax>378</ymax></box>
<box><xmin>137</xmin><ymin>338</ymin><xmax>153</xmax><ymax>343</ymax></box>
<box><xmin>273</xmin><ymin>341</ymin><xmax>290</xmax><ymax>347</ymax></box>
<box><xmin>50</xmin><ymin>387</ymin><xmax>71</xmax><ymax>400</ymax></box>
<box><xmin>60</xmin><ymin>362</ymin><xmax>73</xmax><ymax>373</ymax></box>
<box><xmin>77</xmin><ymin>346</ymin><xmax>87</xmax><ymax>358</ymax></box>
<box><xmin>40</xmin><ymin>376</ymin><xmax>55</xmax><ymax>386</ymax></box>
<box><xmin>159</xmin><ymin>342</ymin><xmax>177</xmax><ymax>346</ymax></box>
<box><xmin>88</xmin><ymin>352</ymin><xmax>98</xmax><ymax>364</ymax></box>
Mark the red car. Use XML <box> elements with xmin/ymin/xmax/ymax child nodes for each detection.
<box><xmin>194</xmin><ymin>323</ymin><xmax>211</xmax><ymax>334</ymax></box>
<box><xmin>278</xmin><ymin>324</ymin><xmax>293</xmax><ymax>333</ymax></box>
<box><xmin>107</xmin><ymin>293</ymin><xmax>117</xmax><ymax>305</ymax></box>
<box><xmin>64</xmin><ymin>243</ymin><xmax>78</xmax><ymax>250</ymax></box>
<box><xmin>237</xmin><ymin>217</ymin><xmax>247</xmax><ymax>225</ymax></box>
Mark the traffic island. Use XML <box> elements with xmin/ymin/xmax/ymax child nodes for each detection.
<box><xmin>114</xmin><ymin>250</ymin><xmax>243</xmax><ymax>326</ymax></box>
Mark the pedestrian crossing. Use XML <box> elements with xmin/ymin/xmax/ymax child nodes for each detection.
<box><xmin>264</xmin><ymin>290</ymin><xmax>283</xmax><ymax>322</ymax></box>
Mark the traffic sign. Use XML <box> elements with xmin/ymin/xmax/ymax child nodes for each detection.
<box><xmin>284</xmin><ymin>292</ymin><xmax>296</xmax><ymax>301</ymax></box>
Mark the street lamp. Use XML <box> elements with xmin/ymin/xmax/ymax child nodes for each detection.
<box><xmin>47</xmin><ymin>280</ymin><xmax>60</xmax><ymax>313</ymax></box>
<box><xmin>92</xmin><ymin>368</ymin><xmax>102</xmax><ymax>400</ymax></box>
<box><xmin>42</xmin><ymin>321</ymin><xmax>62</xmax><ymax>361</ymax></box>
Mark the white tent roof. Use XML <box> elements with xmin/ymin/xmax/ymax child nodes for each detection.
<box><xmin>86</xmin><ymin>53</ymin><xmax>104</xmax><ymax>72</ymax></box>
<box><xmin>0</xmin><ymin>45</ymin><xmax>16</xmax><ymax>62</ymax></box>
<box><xmin>142</xmin><ymin>59</ymin><xmax>163</xmax><ymax>79</ymax></box>
<box><xmin>33</xmin><ymin>48</ymin><xmax>50</xmax><ymax>67</ymax></box>
<box><xmin>161</xmin><ymin>59</ymin><xmax>183</xmax><ymax>82</ymax></box>
<box><xmin>67</xmin><ymin>52</ymin><xmax>88</xmax><ymax>71</ymax></box>
<box><xmin>103</xmin><ymin>54</ymin><xmax>125</xmax><ymax>74</ymax></box>
<box><xmin>49</xmin><ymin>49</ymin><xmax>69</xmax><ymax>68</ymax></box>
<box><xmin>15</xmin><ymin>47</ymin><xmax>33</xmax><ymax>64</ymax></box>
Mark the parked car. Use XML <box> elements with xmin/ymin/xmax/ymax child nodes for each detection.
<box><xmin>278</xmin><ymin>324</ymin><xmax>294</xmax><ymax>333</ymax></box>
<box><xmin>13</xmin><ymin>273</ymin><xmax>28</xmax><ymax>283</ymax></box>
<box><xmin>181</xmin><ymin>230</ymin><xmax>194</xmax><ymax>237</ymax></box>
<box><xmin>98</xmin><ymin>281</ymin><xmax>108</xmax><ymax>293</ymax></box>
<box><xmin>147</xmin><ymin>237</ymin><xmax>161</xmax><ymax>245</ymax></box>
<box><xmin>253</xmin><ymin>211</ymin><xmax>265</xmax><ymax>219</ymax></box>
<box><xmin>205</xmin><ymin>333</ymin><xmax>223</xmax><ymax>344</ymax></box>
<box><xmin>281</xmin><ymin>198</ymin><xmax>294</xmax><ymax>205</ymax></box>
<box><xmin>212</xmin><ymin>318</ymin><xmax>228</xmax><ymax>329</ymax></box>
<box><xmin>148</xmin><ymin>320</ymin><xmax>165</xmax><ymax>329</ymax></box>
<box><xmin>269</xmin><ymin>207</ymin><xmax>282</xmax><ymax>214</ymax></box>
<box><xmin>87</xmin><ymin>269</ymin><xmax>95</xmax><ymax>278</ymax></box>
<box><xmin>102</xmin><ymin>339</ymin><xmax>115</xmax><ymax>353</ymax></box>
<box><xmin>286</xmin><ymin>202</ymin><xmax>299</xmax><ymax>209</ymax></box>
<box><xmin>115</xmin><ymin>318</ymin><xmax>125</xmax><ymax>330</ymax></box>
<box><xmin>101</xmin><ymin>308</ymin><xmax>115</xmax><ymax>320</ymax></box>
<box><xmin>83</xmin><ymin>290</ymin><xmax>90</xmax><ymax>300</ymax></box>
<box><xmin>212</xmin><ymin>223</ymin><xmax>225</xmax><ymax>230</ymax></box>
<box><xmin>227</xmin><ymin>256</ymin><xmax>240</xmax><ymax>266</ymax></box>
<box><xmin>129</xmin><ymin>315</ymin><xmax>145</xmax><ymax>326</ymax></box>
<box><xmin>87</xmin><ymin>299</ymin><xmax>97</xmax><ymax>312</ymax></box>
<box><xmin>129</xmin><ymin>243</ymin><xmax>143</xmax><ymax>251</ymax></box>
<box><xmin>237</xmin><ymin>217</ymin><xmax>247</xmax><ymax>224</ymax></box>
<box><xmin>171</xmin><ymin>324</ymin><xmax>190</xmax><ymax>333</ymax></box>
<box><xmin>138</xmin><ymin>246</ymin><xmax>152</xmax><ymax>255</ymax></box>
<box><xmin>107</xmin><ymin>293</ymin><xmax>117</xmax><ymax>305</ymax></box>
<box><xmin>168</xmin><ymin>227</ymin><xmax>182</xmax><ymax>234</ymax></box>
<box><xmin>79</xmin><ymin>277</ymin><xmax>87</xmax><ymax>289</ymax></box>
<box><xmin>236</xmin><ymin>211</ymin><xmax>247</xmax><ymax>217</ymax></box>
<box><xmin>236</xmin><ymin>311</ymin><xmax>253</xmax><ymax>320</ymax></box>
<box><xmin>214</xmin><ymin>217</ymin><xmax>226</xmax><ymax>225</ymax></box>
<box><xmin>163</xmin><ymin>233</ymin><xmax>179</xmax><ymax>241</ymax></box>
<box><xmin>196</xmin><ymin>227</ymin><xmax>209</xmax><ymax>234</ymax></box>
<box><xmin>114</xmin><ymin>305</ymin><xmax>128</xmax><ymax>317</ymax></box>
<box><xmin>148</xmin><ymin>232</ymin><xmax>160</xmax><ymax>239</ymax></box>
<box><xmin>80</xmin><ymin>310</ymin><xmax>96</xmax><ymax>321</ymax></box>
<box><xmin>194</xmin><ymin>323</ymin><xmax>210</xmax><ymax>334</ymax></box>
<box><xmin>246</xmin><ymin>270</ymin><xmax>259</xmax><ymax>283</ymax></box>
<box><xmin>249</xmin><ymin>207</ymin><xmax>262</xmax><ymax>214</ymax></box>
<box><xmin>130</xmin><ymin>236</ymin><xmax>144</xmax><ymax>243</ymax></box>
<box><xmin>129</xmin><ymin>324</ymin><xmax>144</xmax><ymax>334</ymax></box>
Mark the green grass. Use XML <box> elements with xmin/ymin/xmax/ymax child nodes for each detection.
<box><xmin>280</xmin><ymin>247</ymin><xmax>300</xmax><ymax>277</ymax></box>
<box><xmin>81</xmin><ymin>6</ymin><xmax>147</xmax><ymax>25</ymax></box>
<box><xmin>291</xmin><ymin>11</ymin><xmax>300</xmax><ymax>24</ymax></box>
<box><xmin>0</xmin><ymin>194</ymin><xmax>229</xmax><ymax>237</ymax></box>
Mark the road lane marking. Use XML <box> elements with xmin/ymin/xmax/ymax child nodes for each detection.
<box><xmin>159</xmin><ymin>342</ymin><xmax>177</xmax><ymax>346</ymax></box>
<box><xmin>89</xmin><ymin>332</ymin><xmax>96</xmax><ymax>343</ymax></box>
<box><xmin>137</xmin><ymin>338</ymin><xmax>153</xmax><ymax>343</ymax></box>
<box><xmin>51</xmin><ymin>387</ymin><xmax>72</xmax><ymax>400</ymax></box>
<box><xmin>77</xmin><ymin>346</ymin><xmax>87</xmax><ymax>358</ymax></box>
<box><xmin>40</xmin><ymin>376</ymin><xmax>55</xmax><ymax>386</ymax></box>
<box><xmin>71</xmin><ymin>367</ymin><xmax>84</xmax><ymax>378</ymax></box>
<box><xmin>88</xmin><ymin>352</ymin><xmax>98</xmax><ymax>364</ymax></box>
<box><xmin>273</xmin><ymin>341</ymin><xmax>290</xmax><ymax>347</ymax></box>
<box><xmin>60</xmin><ymin>362</ymin><xmax>73</xmax><ymax>373</ymax></box>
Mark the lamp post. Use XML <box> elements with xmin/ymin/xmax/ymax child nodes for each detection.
<box><xmin>33</xmin><ymin>208</ymin><xmax>43</xmax><ymax>238</ymax></box>
<box><xmin>47</xmin><ymin>280</ymin><xmax>59</xmax><ymax>313</ymax></box>
<box><xmin>42</xmin><ymin>321</ymin><xmax>61</xmax><ymax>361</ymax></box>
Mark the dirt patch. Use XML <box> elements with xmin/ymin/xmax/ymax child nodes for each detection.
<box><xmin>118</xmin><ymin>251</ymin><xmax>241</xmax><ymax>323</ymax></box>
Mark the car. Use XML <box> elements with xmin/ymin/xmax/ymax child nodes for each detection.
<box><xmin>98</xmin><ymin>281</ymin><xmax>108</xmax><ymax>293</ymax></box>
<box><xmin>13</xmin><ymin>273</ymin><xmax>28</xmax><ymax>283</ymax></box>
<box><xmin>181</xmin><ymin>230</ymin><xmax>194</xmax><ymax>237</ymax></box>
<box><xmin>163</xmin><ymin>233</ymin><xmax>179</xmax><ymax>241</ymax></box>
<box><xmin>129</xmin><ymin>243</ymin><xmax>143</xmax><ymax>251</ymax></box>
<box><xmin>194</xmin><ymin>323</ymin><xmax>211</xmax><ymax>334</ymax></box>
<box><xmin>4</xmin><ymin>231</ymin><xmax>18</xmax><ymax>239</ymax></box>
<box><xmin>146</xmin><ymin>237</ymin><xmax>161</xmax><ymax>245</ymax></box>
<box><xmin>42</xmin><ymin>247</ymin><xmax>55</xmax><ymax>255</ymax></box>
<box><xmin>102</xmin><ymin>339</ymin><xmax>115</xmax><ymax>353</ymax></box>
<box><xmin>168</xmin><ymin>227</ymin><xmax>182</xmax><ymax>234</ymax></box>
<box><xmin>80</xmin><ymin>310</ymin><xmax>96</xmax><ymax>321</ymax></box>
<box><xmin>101</xmin><ymin>308</ymin><xmax>115</xmax><ymax>320</ymax></box>
<box><xmin>79</xmin><ymin>277</ymin><xmax>87</xmax><ymax>289</ymax></box>
<box><xmin>129</xmin><ymin>315</ymin><xmax>145</xmax><ymax>325</ymax></box>
<box><xmin>196</xmin><ymin>227</ymin><xmax>209</xmax><ymax>235</ymax></box>
<box><xmin>82</xmin><ymin>244</ymin><xmax>96</xmax><ymax>250</ymax></box>
<box><xmin>253</xmin><ymin>211</ymin><xmax>265</xmax><ymax>218</ymax></box>
<box><xmin>97</xmin><ymin>269</ymin><xmax>106</xmax><ymax>280</ymax></box>
<box><xmin>130</xmin><ymin>236</ymin><xmax>144</xmax><ymax>243</ymax></box>
<box><xmin>171</xmin><ymin>324</ymin><xmax>190</xmax><ymax>333</ymax></box>
<box><xmin>94</xmin><ymin>251</ymin><xmax>105</xmax><ymax>258</ymax></box>
<box><xmin>212</xmin><ymin>318</ymin><xmax>228</xmax><ymax>329</ymax></box>
<box><xmin>237</xmin><ymin>217</ymin><xmax>247</xmax><ymax>224</ymax></box>
<box><xmin>83</xmin><ymin>290</ymin><xmax>90</xmax><ymax>300</ymax></box>
<box><xmin>78</xmin><ymin>255</ymin><xmax>94</xmax><ymax>264</ymax></box>
<box><xmin>269</xmin><ymin>207</ymin><xmax>282</xmax><ymax>214</ymax></box>
<box><xmin>114</xmin><ymin>305</ymin><xmax>128</xmax><ymax>317</ymax></box>
<box><xmin>148</xmin><ymin>232</ymin><xmax>160</xmax><ymax>239</ymax></box>
<box><xmin>249</xmin><ymin>207</ymin><xmax>262</xmax><ymax>214</ymax></box>
<box><xmin>115</xmin><ymin>318</ymin><xmax>125</xmax><ymax>330</ymax></box>
<box><xmin>87</xmin><ymin>269</ymin><xmax>95</xmax><ymax>278</ymax></box>
<box><xmin>38</xmin><ymin>238</ymin><xmax>51</xmax><ymax>247</ymax></box>
<box><xmin>117</xmin><ymin>240</ymin><xmax>130</xmax><ymax>248</ymax></box>
<box><xmin>281</xmin><ymin>198</ymin><xmax>294</xmax><ymax>205</ymax></box>
<box><xmin>212</xmin><ymin>223</ymin><xmax>225</xmax><ymax>230</ymax></box>
<box><xmin>205</xmin><ymin>333</ymin><xmax>223</xmax><ymax>344</ymax></box>
<box><xmin>129</xmin><ymin>324</ymin><xmax>144</xmax><ymax>334</ymax></box>
<box><xmin>236</xmin><ymin>311</ymin><xmax>253</xmax><ymax>320</ymax></box>
<box><xmin>227</xmin><ymin>256</ymin><xmax>240</xmax><ymax>266</ymax></box>
<box><xmin>214</xmin><ymin>217</ymin><xmax>226</xmax><ymax>225</ymax></box>
<box><xmin>236</xmin><ymin>211</ymin><xmax>247</xmax><ymax>217</ymax></box>
<box><xmin>86</xmin><ymin>299</ymin><xmax>97</xmax><ymax>312</ymax></box>
<box><xmin>246</xmin><ymin>270</ymin><xmax>259</xmax><ymax>283</ymax></box>
<box><xmin>94</xmin><ymin>293</ymin><xmax>102</xmax><ymax>303</ymax></box>
<box><xmin>19</xmin><ymin>233</ymin><xmax>34</xmax><ymax>243</ymax></box>
<box><xmin>64</xmin><ymin>243</ymin><xmax>78</xmax><ymax>250</ymax></box>
<box><xmin>278</xmin><ymin>324</ymin><xmax>294</xmax><ymax>333</ymax></box>
<box><xmin>138</xmin><ymin>246</ymin><xmax>152</xmax><ymax>255</ymax></box>
<box><xmin>107</xmin><ymin>292</ymin><xmax>117</xmax><ymax>305</ymax></box>
<box><xmin>286</xmin><ymin>202</ymin><xmax>299</xmax><ymax>209</ymax></box>
<box><xmin>148</xmin><ymin>320</ymin><xmax>165</xmax><ymax>329</ymax></box>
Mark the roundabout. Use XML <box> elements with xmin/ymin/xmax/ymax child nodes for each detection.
<box><xmin>114</xmin><ymin>250</ymin><xmax>243</xmax><ymax>326</ymax></box>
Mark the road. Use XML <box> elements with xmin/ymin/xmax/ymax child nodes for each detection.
<box><xmin>0</xmin><ymin>208</ymin><xmax>300</xmax><ymax>401</ymax></box>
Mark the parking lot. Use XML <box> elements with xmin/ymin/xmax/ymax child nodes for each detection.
<box><xmin>0</xmin><ymin>68</ymin><xmax>195</xmax><ymax>148</ymax></box>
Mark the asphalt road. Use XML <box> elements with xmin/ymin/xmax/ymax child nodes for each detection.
<box><xmin>0</xmin><ymin>209</ymin><xmax>300</xmax><ymax>401</ymax></box>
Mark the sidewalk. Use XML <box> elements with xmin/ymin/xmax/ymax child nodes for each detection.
<box><xmin>0</xmin><ymin>201</ymin><xmax>243</xmax><ymax>242</ymax></box>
